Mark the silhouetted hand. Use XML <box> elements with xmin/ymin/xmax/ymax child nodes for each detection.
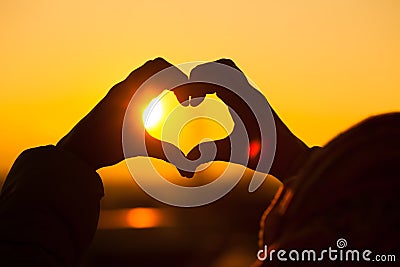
<box><xmin>57</xmin><ymin>58</ymin><xmax>187</xmax><ymax>170</ymax></box>
<box><xmin>174</xmin><ymin>59</ymin><xmax>310</xmax><ymax>181</ymax></box>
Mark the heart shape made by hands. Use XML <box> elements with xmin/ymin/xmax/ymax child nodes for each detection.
<box><xmin>143</xmin><ymin>90</ymin><xmax>234</xmax><ymax>155</ymax></box>
<box><xmin>124</xmin><ymin>59</ymin><xmax>276</xmax><ymax>205</ymax></box>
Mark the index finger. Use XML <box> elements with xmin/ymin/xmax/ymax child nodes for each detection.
<box><xmin>113</xmin><ymin>57</ymin><xmax>188</xmax><ymax>101</ymax></box>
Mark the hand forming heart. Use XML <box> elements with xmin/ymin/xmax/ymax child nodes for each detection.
<box><xmin>171</xmin><ymin>59</ymin><xmax>309</xmax><ymax>181</ymax></box>
<box><xmin>57</xmin><ymin>58</ymin><xmax>231</xmax><ymax>175</ymax></box>
<box><xmin>172</xmin><ymin>59</ymin><xmax>276</xmax><ymax>178</ymax></box>
<box><xmin>57</xmin><ymin>58</ymin><xmax>188</xmax><ymax>170</ymax></box>
<box><xmin>58</xmin><ymin>58</ymin><xmax>309</xmax><ymax>183</ymax></box>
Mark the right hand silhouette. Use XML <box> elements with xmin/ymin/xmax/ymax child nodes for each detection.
<box><xmin>174</xmin><ymin>59</ymin><xmax>309</xmax><ymax>182</ymax></box>
<box><xmin>172</xmin><ymin>59</ymin><xmax>266</xmax><ymax>178</ymax></box>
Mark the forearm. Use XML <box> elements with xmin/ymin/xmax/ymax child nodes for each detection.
<box><xmin>268</xmin><ymin>111</ymin><xmax>314</xmax><ymax>182</ymax></box>
<box><xmin>0</xmin><ymin>146</ymin><xmax>104</xmax><ymax>265</ymax></box>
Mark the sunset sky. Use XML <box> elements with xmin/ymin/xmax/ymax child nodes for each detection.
<box><xmin>1</xmin><ymin>0</ymin><xmax>399</xmax><ymax>183</ymax></box>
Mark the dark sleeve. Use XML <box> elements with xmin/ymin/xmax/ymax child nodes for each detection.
<box><xmin>0</xmin><ymin>145</ymin><xmax>104</xmax><ymax>266</ymax></box>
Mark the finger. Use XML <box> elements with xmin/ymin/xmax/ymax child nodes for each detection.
<box><xmin>125</xmin><ymin>58</ymin><xmax>173</xmax><ymax>87</ymax></box>
<box><xmin>115</xmin><ymin>57</ymin><xmax>187</xmax><ymax>101</ymax></box>
<box><xmin>172</xmin><ymin>82</ymin><xmax>210</xmax><ymax>107</ymax></box>
<box><xmin>186</xmin><ymin>135</ymin><xmax>265</xmax><ymax>172</ymax></box>
<box><xmin>146</xmin><ymin>136</ymin><xmax>193</xmax><ymax>178</ymax></box>
<box><xmin>189</xmin><ymin>59</ymin><xmax>263</xmax><ymax>137</ymax></box>
<box><xmin>189</xmin><ymin>96</ymin><xmax>205</xmax><ymax>107</ymax></box>
<box><xmin>215</xmin><ymin>58</ymin><xmax>241</xmax><ymax>71</ymax></box>
<box><xmin>143</xmin><ymin>132</ymin><xmax>168</xmax><ymax>161</ymax></box>
<box><xmin>145</xmin><ymin>133</ymin><xmax>200</xmax><ymax>179</ymax></box>
<box><xmin>181</xmin><ymin>137</ymin><xmax>231</xmax><ymax>172</ymax></box>
<box><xmin>173</xmin><ymin>81</ymin><xmax>233</xmax><ymax>109</ymax></box>
<box><xmin>177</xmin><ymin>168</ymin><xmax>195</xmax><ymax>179</ymax></box>
<box><xmin>172</xmin><ymin>83</ymin><xmax>192</xmax><ymax>107</ymax></box>
<box><xmin>176</xmin><ymin>137</ymin><xmax>231</xmax><ymax>178</ymax></box>
<box><xmin>144</xmin><ymin>132</ymin><xmax>187</xmax><ymax>163</ymax></box>
<box><xmin>187</xmin><ymin>60</ymin><xmax>247</xmax><ymax>106</ymax></box>
<box><xmin>172</xmin><ymin>59</ymin><xmax>240</xmax><ymax>106</ymax></box>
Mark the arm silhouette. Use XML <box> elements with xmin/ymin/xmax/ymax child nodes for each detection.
<box><xmin>0</xmin><ymin>58</ymin><xmax>188</xmax><ymax>265</ymax></box>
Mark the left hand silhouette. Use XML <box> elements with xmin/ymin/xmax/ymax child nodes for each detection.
<box><xmin>57</xmin><ymin>58</ymin><xmax>188</xmax><ymax>170</ymax></box>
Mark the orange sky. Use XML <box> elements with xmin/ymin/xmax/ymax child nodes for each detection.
<box><xmin>1</xmin><ymin>0</ymin><xmax>399</xmax><ymax>182</ymax></box>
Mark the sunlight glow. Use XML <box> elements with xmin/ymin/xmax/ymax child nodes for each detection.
<box><xmin>141</xmin><ymin>91</ymin><xmax>234</xmax><ymax>154</ymax></box>
<box><xmin>143</xmin><ymin>95</ymin><xmax>164</xmax><ymax>129</ymax></box>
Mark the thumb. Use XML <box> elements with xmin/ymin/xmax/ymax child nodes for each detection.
<box><xmin>187</xmin><ymin>137</ymin><xmax>231</xmax><ymax>162</ymax></box>
<box><xmin>178</xmin><ymin>137</ymin><xmax>231</xmax><ymax>178</ymax></box>
<box><xmin>144</xmin><ymin>133</ymin><xmax>187</xmax><ymax>163</ymax></box>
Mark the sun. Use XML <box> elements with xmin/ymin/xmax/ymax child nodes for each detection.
<box><xmin>143</xmin><ymin>95</ymin><xmax>164</xmax><ymax>129</ymax></box>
